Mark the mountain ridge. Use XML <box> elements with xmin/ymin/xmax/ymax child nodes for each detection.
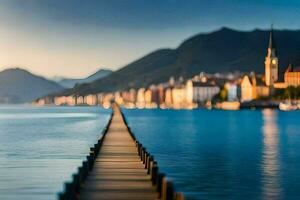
<box><xmin>57</xmin><ymin>69</ymin><xmax>112</xmax><ymax>88</ymax></box>
<box><xmin>0</xmin><ymin>68</ymin><xmax>64</xmax><ymax>103</ymax></box>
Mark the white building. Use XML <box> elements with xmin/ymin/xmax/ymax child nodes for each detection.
<box><xmin>136</xmin><ymin>88</ymin><xmax>146</xmax><ymax>108</ymax></box>
<box><xmin>187</xmin><ymin>80</ymin><xmax>220</xmax><ymax>102</ymax></box>
<box><xmin>224</xmin><ymin>82</ymin><xmax>238</xmax><ymax>101</ymax></box>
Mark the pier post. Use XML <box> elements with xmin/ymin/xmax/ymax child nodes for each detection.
<box><xmin>147</xmin><ymin>156</ymin><xmax>154</xmax><ymax>174</ymax></box>
<box><xmin>94</xmin><ymin>144</ymin><xmax>99</xmax><ymax>156</ymax></box>
<box><xmin>142</xmin><ymin>148</ymin><xmax>146</xmax><ymax>163</ymax></box>
<box><xmin>161</xmin><ymin>178</ymin><xmax>174</xmax><ymax>200</ymax></box>
<box><xmin>141</xmin><ymin>147</ymin><xmax>145</xmax><ymax>161</ymax></box>
<box><xmin>87</xmin><ymin>155</ymin><xmax>93</xmax><ymax>171</ymax></box>
<box><xmin>78</xmin><ymin>166</ymin><xmax>83</xmax><ymax>183</ymax></box>
<box><xmin>157</xmin><ymin>173</ymin><xmax>165</xmax><ymax>196</ymax></box>
<box><xmin>151</xmin><ymin>163</ymin><xmax>158</xmax><ymax>185</ymax></box>
<box><xmin>65</xmin><ymin>182</ymin><xmax>76</xmax><ymax>200</ymax></box>
<box><xmin>82</xmin><ymin>160</ymin><xmax>88</xmax><ymax>179</ymax></box>
<box><xmin>144</xmin><ymin>153</ymin><xmax>149</xmax><ymax>169</ymax></box>
<box><xmin>72</xmin><ymin>174</ymin><xmax>80</xmax><ymax>193</ymax></box>
<box><xmin>138</xmin><ymin>143</ymin><xmax>142</xmax><ymax>157</ymax></box>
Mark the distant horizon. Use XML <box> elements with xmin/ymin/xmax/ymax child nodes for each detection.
<box><xmin>1</xmin><ymin>0</ymin><xmax>300</xmax><ymax>78</ymax></box>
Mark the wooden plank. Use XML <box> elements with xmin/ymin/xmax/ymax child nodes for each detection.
<box><xmin>80</xmin><ymin>107</ymin><xmax>158</xmax><ymax>200</ymax></box>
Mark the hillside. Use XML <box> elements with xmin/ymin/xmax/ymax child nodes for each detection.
<box><xmin>58</xmin><ymin>69</ymin><xmax>112</xmax><ymax>88</ymax></box>
<box><xmin>0</xmin><ymin>68</ymin><xmax>64</xmax><ymax>103</ymax></box>
<box><xmin>65</xmin><ymin>27</ymin><xmax>300</xmax><ymax>95</ymax></box>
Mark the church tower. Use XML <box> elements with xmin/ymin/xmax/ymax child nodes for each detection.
<box><xmin>264</xmin><ymin>25</ymin><xmax>278</xmax><ymax>86</ymax></box>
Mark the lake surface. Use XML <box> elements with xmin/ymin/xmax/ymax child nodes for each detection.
<box><xmin>123</xmin><ymin>109</ymin><xmax>300</xmax><ymax>200</ymax></box>
<box><xmin>1</xmin><ymin>107</ymin><xmax>299</xmax><ymax>200</ymax></box>
<box><xmin>0</xmin><ymin>106</ymin><xmax>111</xmax><ymax>200</ymax></box>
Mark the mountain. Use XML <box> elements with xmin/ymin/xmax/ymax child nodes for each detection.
<box><xmin>0</xmin><ymin>68</ymin><xmax>64</xmax><ymax>103</ymax></box>
<box><xmin>57</xmin><ymin>69</ymin><xmax>112</xmax><ymax>88</ymax></box>
<box><xmin>64</xmin><ymin>27</ymin><xmax>300</xmax><ymax>95</ymax></box>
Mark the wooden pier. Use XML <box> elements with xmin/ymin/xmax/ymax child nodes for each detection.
<box><xmin>58</xmin><ymin>105</ymin><xmax>184</xmax><ymax>200</ymax></box>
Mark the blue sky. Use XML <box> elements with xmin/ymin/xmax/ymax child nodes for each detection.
<box><xmin>0</xmin><ymin>0</ymin><xmax>299</xmax><ymax>78</ymax></box>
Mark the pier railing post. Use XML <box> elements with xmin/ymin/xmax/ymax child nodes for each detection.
<box><xmin>164</xmin><ymin>179</ymin><xmax>174</xmax><ymax>200</ymax></box>
<box><xmin>147</xmin><ymin>156</ymin><xmax>153</xmax><ymax>173</ymax></box>
<box><xmin>94</xmin><ymin>143</ymin><xmax>99</xmax><ymax>156</ymax></box>
<box><xmin>78</xmin><ymin>166</ymin><xmax>83</xmax><ymax>183</ymax></box>
<box><xmin>87</xmin><ymin>155</ymin><xmax>93</xmax><ymax>171</ymax></box>
<box><xmin>141</xmin><ymin>147</ymin><xmax>145</xmax><ymax>161</ymax></box>
<box><xmin>138</xmin><ymin>143</ymin><xmax>142</xmax><ymax>157</ymax></box>
<box><xmin>72</xmin><ymin>174</ymin><xmax>80</xmax><ymax>194</ymax></box>
<box><xmin>145</xmin><ymin>153</ymin><xmax>150</xmax><ymax>169</ymax></box>
<box><xmin>151</xmin><ymin>162</ymin><xmax>158</xmax><ymax>185</ymax></box>
<box><xmin>142</xmin><ymin>148</ymin><xmax>146</xmax><ymax>163</ymax></box>
<box><xmin>157</xmin><ymin>173</ymin><xmax>165</xmax><ymax>197</ymax></box>
<box><xmin>82</xmin><ymin>160</ymin><xmax>88</xmax><ymax>179</ymax></box>
<box><xmin>65</xmin><ymin>182</ymin><xmax>76</xmax><ymax>200</ymax></box>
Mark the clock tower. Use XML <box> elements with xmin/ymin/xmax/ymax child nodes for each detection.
<box><xmin>265</xmin><ymin>25</ymin><xmax>278</xmax><ymax>86</ymax></box>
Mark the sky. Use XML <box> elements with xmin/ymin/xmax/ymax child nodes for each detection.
<box><xmin>0</xmin><ymin>0</ymin><xmax>300</xmax><ymax>78</ymax></box>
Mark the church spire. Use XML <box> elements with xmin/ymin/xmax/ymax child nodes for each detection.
<box><xmin>267</xmin><ymin>24</ymin><xmax>276</xmax><ymax>57</ymax></box>
<box><xmin>269</xmin><ymin>25</ymin><xmax>276</xmax><ymax>49</ymax></box>
<box><xmin>264</xmin><ymin>24</ymin><xmax>279</xmax><ymax>86</ymax></box>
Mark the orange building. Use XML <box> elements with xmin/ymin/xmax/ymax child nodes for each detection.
<box><xmin>284</xmin><ymin>64</ymin><xmax>300</xmax><ymax>87</ymax></box>
<box><xmin>241</xmin><ymin>73</ymin><xmax>269</xmax><ymax>102</ymax></box>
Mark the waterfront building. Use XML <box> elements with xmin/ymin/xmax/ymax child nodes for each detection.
<box><xmin>241</xmin><ymin>75</ymin><xmax>253</xmax><ymax>101</ymax></box>
<box><xmin>123</xmin><ymin>89</ymin><xmax>137</xmax><ymax>108</ymax></box>
<box><xmin>284</xmin><ymin>63</ymin><xmax>300</xmax><ymax>87</ymax></box>
<box><xmin>144</xmin><ymin>89</ymin><xmax>152</xmax><ymax>108</ymax></box>
<box><xmin>36</xmin><ymin>98</ymin><xmax>46</xmax><ymax>106</ymax></box>
<box><xmin>54</xmin><ymin>96</ymin><xmax>67</xmax><ymax>105</ymax></box>
<box><xmin>85</xmin><ymin>94</ymin><xmax>97</xmax><ymax>106</ymax></box>
<box><xmin>129</xmin><ymin>89</ymin><xmax>137</xmax><ymax>103</ymax></box>
<box><xmin>224</xmin><ymin>82</ymin><xmax>238</xmax><ymax>101</ymax></box>
<box><xmin>119</xmin><ymin>91</ymin><xmax>130</xmax><ymax>107</ymax></box>
<box><xmin>53</xmin><ymin>95</ymin><xmax>76</xmax><ymax>106</ymax></box>
<box><xmin>241</xmin><ymin>73</ymin><xmax>269</xmax><ymax>102</ymax></box>
<box><xmin>148</xmin><ymin>85</ymin><xmax>158</xmax><ymax>103</ymax></box>
<box><xmin>186</xmin><ymin>80</ymin><xmax>193</xmax><ymax>104</ymax></box>
<box><xmin>114</xmin><ymin>92</ymin><xmax>123</xmax><ymax>106</ymax></box>
<box><xmin>164</xmin><ymin>88</ymin><xmax>173</xmax><ymax>108</ymax></box>
<box><xmin>156</xmin><ymin>84</ymin><xmax>166</xmax><ymax>107</ymax></box>
<box><xmin>136</xmin><ymin>88</ymin><xmax>146</xmax><ymax>108</ymax></box>
<box><xmin>172</xmin><ymin>86</ymin><xmax>187</xmax><ymax>109</ymax></box>
<box><xmin>102</xmin><ymin>93</ymin><xmax>114</xmax><ymax>108</ymax></box>
<box><xmin>187</xmin><ymin>80</ymin><xmax>220</xmax><ymax>103</ymax></box>
<box><xmin>76</xmin><ymin>96</ymin><xmax>84</xmax><ymax>105</ymax></box>
<box><xmin>264</xmin><ymin>26</ymin><xmax>279</xmax><ymax>87</ymax></box>
<box><xmin>35</xmin><ymin>96</ymin><xmax>54</xmax><ymax>106</ymax></box>
<box><xmin>97</xmin><ymin>93</ymin><xmax>104</xmax><ymax>105</ymax></box>
<box><xmin>65</xmin><ymin>96</ymin><xmax>76</xmax><ymax>106</ymax></box>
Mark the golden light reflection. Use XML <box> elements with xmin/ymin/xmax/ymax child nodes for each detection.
<box><xmin>261</xmin><ymin>109</ymin><xmax>281</xmax><ymax>199</ymax></box>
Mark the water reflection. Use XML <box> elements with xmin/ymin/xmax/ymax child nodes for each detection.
<box><xmin>261</xmin><ymin>109</ymin><xmax>281</xmax><ymax>200</ymax></box>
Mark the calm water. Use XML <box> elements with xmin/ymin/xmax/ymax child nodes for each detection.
<box><xmin>0</xmin><ymin>106</ymin><xmax>111</xmax><ymax>200</ymax></box>
<box><xmin>123</xmin><ymin>109</ymin><xmax>300</xmax><ymax>200</ymax></box>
